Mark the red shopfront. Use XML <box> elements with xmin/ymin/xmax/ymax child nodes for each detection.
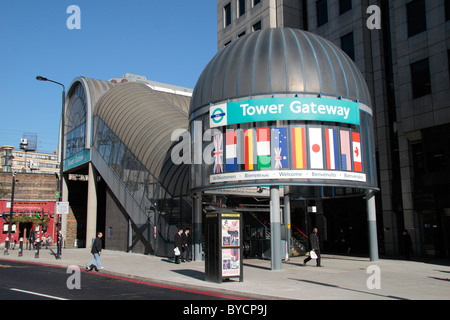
<box><xmin>0</xmin><ymin>200</ymin><xmax>56</xmax><ymax>245</ymax></box>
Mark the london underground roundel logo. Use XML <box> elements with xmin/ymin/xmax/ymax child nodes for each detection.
<box><xmin>209</xmin><ymin>103</ymin><xmax>228</xmax><ymax>128</ymax></box>
<box><xmin>211</xmin><ymin>108</ymin><xmax>226</xmax><ymax>124</ymax></box>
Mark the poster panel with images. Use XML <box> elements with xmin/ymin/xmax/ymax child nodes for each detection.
<box><xmin>221</xmin><ymin>219</ymin><xmax>240</xmax><ymax>247</ymax></box>
<box><xmin>222</xmin><ymin>248</ymin><xmax>240</xmax><ymax>277</ymax></box>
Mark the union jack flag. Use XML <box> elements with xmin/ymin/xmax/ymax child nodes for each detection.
<box><xmin>274</xmin><ymin>148</ymin><xmax>283</xmax><ymax>169</ymax></box>
<box><xmin>213</xmin><ymin>133</ymin><xmax>224</xmax><ymax>174</ymax></box>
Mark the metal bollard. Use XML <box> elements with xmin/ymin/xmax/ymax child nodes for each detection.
<box><xmin>4</xmin><ymin>237</ymin><xmax>9</xmax><ymax>255</ymax></box>
<box><xmin>35</xmin><ymin>238</ymin><xmax>40</xmax><ymax>258</ymax></box>
<box><xmin>18</xmin><ymin>237</ymin><xmax>23</xmax><ymax>257</ymax></box>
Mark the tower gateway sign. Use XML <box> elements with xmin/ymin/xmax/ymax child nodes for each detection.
<box><xmin>210</xmin><ymin>97</ymin><xmax>360</xmax><ymax>128</ymax></box>
<box><xmin>207</xmin><ymin>96</ymin><xmax>367</xmax><ymax>185</ymax></box>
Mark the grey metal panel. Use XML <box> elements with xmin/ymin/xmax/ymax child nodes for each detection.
<box><xmin>253</xmin><ymin>29</ymin><xmax>271</xmax><ymax>95</ymax></box>
<box><xmin>285</xmin><ymin>28</ymin><xmax>306</xmax><ymax>93</ymax></box>
<box><xmin>308</xmin><ymin>32</ymin><xmax>338</xmax><ymax>97</ymax></box>
<box><xmin>236</xmin><ymin>31</ymin><xmax>262</xmax><ymax>98</ymax></box>
<box><xmin>270</xmin><ymin>28</ymin><xmax>288</xmax><ymax>93</ymax></box>
<box><xmin>292</xmin><ymin>30</ymin><xmax>321</xmax><ymax>95</ymax></box>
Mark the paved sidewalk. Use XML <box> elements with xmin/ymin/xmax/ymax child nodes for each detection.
<box><xmin>1</xmin><ymin>247</ymin><xmax>449</xmax><ymax>300</ymax></box>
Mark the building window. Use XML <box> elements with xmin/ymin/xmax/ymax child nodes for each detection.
<box><xmin>407</xmin><ymin>0</ymin><xmax>427</xmax><ymax>37</ymax></box>
<box><xmin>339</xmin><ymin>0</ymin><xmax>352</xmax><ymax>14</ymax></box>
<box><xmin>253</xmin><ymin>21</ymin><xmax>262</xmax><ymax>31</ymax></box>
<box><xmin>446</xmin><ymin>0</ymin><xmax>450</xmax><ymax>21</ymax></box>
<box><xmin>253</xmin><ymin>0</ymin><xmax>261</xmax><ymax>6</ymax></box>
<box><xmin>410</xmin><ymin>58</ymin><xmax>431</xmax><ymax>98</ymax></box>
<box><xmin>341</xmin><ymin>32</ymin><xmax>355</xmax><ymax>61</ymax></box>
<box><xmin>316</xmin><ymin>0</ymin><xmax>328</xmax><ymax>27</ymax></box>
<box><xmin>238</xmin><ymin>0</ymin><xmax>246</xmax><ymax>17</ymax></box>
<box><xmin>238</xmin><ymin>31</ymin><xmax>246</xmax><ymax>38</ymax></box>
<box><xmin>224</xmin><ymin>2</ymin><xmax>232</xmax><ymax>27</ymax></box>
<box><xmin>447</xmin><ymin>50</ymin><xmax>450</xmax><ymax>81</ymax></box>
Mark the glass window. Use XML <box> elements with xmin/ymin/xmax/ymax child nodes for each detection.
<box><xmin>108</xmin><ymin>136</ymin><xmax>121</xmax><ymax>168</ymax></box>
<box><xmin>407</xmin><ymin>0</ymin><xmax>427</xmax><ymax>37</ymax></box>
<box><xmin>132</xmin><ymin>166</ymin><xmax>147</xmax><ymax>207</ymax></box>
<box><xmin>253</xmin><ymin>21</ymin><xmax>261</xmax><ymax>31</ymax></box>
<box><xmin>253</xmin><ymin>0</ymin><xmax>261</xmax><ymax>7</ymax></box>
<box><xmin>94</xmin><ymin>117</ymin><xmax>104</xmax><ymax>151</ymax></box>
<box><xmin>112</xmin><ymin>142</ymin><xmax>125</xmax><ymax>176</ymax></box>
<box><xmin>341</xmin><ymin>32</ymin><xmax>355</xmax><ymax>61</ymax></box>
<box><xmin>316</xmin><ymin>0</ymin><xmax>328</xmax><ymax>27</ymax></box>
<box><xmin>339</xmin><ymin>0</ymin><xmax>352</xmax><ymax>14</ymax></box>
<box><xmin>224</xmin><ymin>3</ymin><xmax>232</xmax><ymax>27</ymax></box>
<box><xmin>410</xmin><ymin>58</ymin><xmax>431</xmax><ymax>98</ymax></box>
<box><xmin>446</xmin><ymin>0</ymin><xmax>450</xmax><ymax>21</ymax></box>
<box><xmin>128</xmin><ymin>157</ymin><xmax>140</xmax><ymax>193</ymax></box>
<box><xmin>238</xmin><ymin>0</ymin><xmax>246</xmax><ymax>17</ymax></box>
<box><xmin>65</xmin><ymin>83</ymin><xmax>87</xmax><ymax>158</ymax></box>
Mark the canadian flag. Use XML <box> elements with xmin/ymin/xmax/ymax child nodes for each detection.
<box><xmin>352</xmin><ymin>132</ymin><xmax>362</xmax><ymax>172</ymax></box>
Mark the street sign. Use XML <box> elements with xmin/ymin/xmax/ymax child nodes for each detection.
<box><xmin>56</xmin><ymin>202</ymin><xmax>69</xmax><ymax>214</ymax></box>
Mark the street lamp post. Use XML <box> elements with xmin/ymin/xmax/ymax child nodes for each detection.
<box><xmin>36</xmin><ymin>76</ymin><xmax>65</xmax><ymax>259</ymax></box>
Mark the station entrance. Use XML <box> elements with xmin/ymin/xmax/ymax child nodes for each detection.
<box><xmin>204</xmin><ymin>189</ymin><xmax>373</xmax><ymax>264</ymax></box>
<box><xmin>189</xmin><ymin>29</ymin><xmax>380</xmax><ymax>271</ymax></box>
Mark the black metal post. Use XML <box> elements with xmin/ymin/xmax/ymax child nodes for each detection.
<box><xmin>36</xmin><ymin>76</ymin><xmax>65</xmax><ymax>260</ymax></box>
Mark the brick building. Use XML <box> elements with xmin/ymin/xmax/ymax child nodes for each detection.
<box><xmin>0</xmin><ymin>172</ymin><xmax>60</xmax><ymax>246</ymax></box>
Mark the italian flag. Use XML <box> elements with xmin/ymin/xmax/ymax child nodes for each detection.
<box><xmin>257</xmin><ymin>128</ymin><xmax>271</xmax><ymax>169</ymax></box>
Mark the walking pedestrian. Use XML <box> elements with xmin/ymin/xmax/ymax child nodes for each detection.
<box><xmin>402</xmin><ymin>229</ymin><xmax>413</xmax><ymax>260</ymax></box>
<box><xmin>174</xmin><ymin>228</ymin><xmax>183</xmax><ymax>264</ymax></box>
<box><xmin>182</xmin><ymin>228</ymin><xmax>192</xmax><ymax>262</ymax></box>
<box><xmin>86</xmin><ymin>232</ymin><xmax>103</xmax><ymax>271</ymax></box>
<box><xmin>303</xmin><ymin>228</ymin><xmax>322</xmax><ymax>267</ymax></box>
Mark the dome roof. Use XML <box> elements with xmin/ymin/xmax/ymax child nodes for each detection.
<box><xmin>190</xmin><ymin>28</ymin><xmax>371</xmax><ymax>118</ymax></box>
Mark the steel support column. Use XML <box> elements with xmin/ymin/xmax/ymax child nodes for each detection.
<box><xmin>270</xmin><ymin>186</ymin><xmax>282</xmax><ymax>270</ymax></box>
<box><xmin>366</xmin><ymin>190</ymin><xmax>379</xmax><ymax>261</ymax></box>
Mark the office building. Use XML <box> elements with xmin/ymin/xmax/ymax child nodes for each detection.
<box><xmin>216</xmin><ymin>0</ymin><xmax>450</xmax><ymax>257</ymax></box>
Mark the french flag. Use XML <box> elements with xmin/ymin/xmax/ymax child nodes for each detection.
<box><xmin>352</xmin><ymin>132</ymin><xmax>362</xmax><ymax>172</ymax></box>
<box><xmin>226</xmin><ymin>130</ymin><xmax>237</xmax><ymax>172</ymax></box>
<box><xmin>325</xmin><ymin>128</ymin><xmax>339</xmax><ymax>170</ymax></box>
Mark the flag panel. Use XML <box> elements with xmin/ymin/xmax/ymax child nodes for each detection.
<box><xmin>225</xmin><ymin>130</ymin><xmax>237</xmax><ymax>172</ymax></box>
<box><xmin>340</xmin><ymin>130</ymin><xmax>352</xmax><ymax>171</ymax></box>
<box><xmin>272</xmin><ymin>127</ymin><xmax>289</xmax><ymax>169</ymax></box>
<box><xmin>308</xmin><ymin>127</ymin><xmax>324</xmax><ymax>169</ymax></box>
<box><xmin>245</xmin><ymin>129</ymin><xmax>256</xmax><ymax>171</ymax></box>
<box><xmin>291</xmin><ymin>127</ymin><xmax>307</xmax><ymax>169</ymax></box>
<box><xmin>213</xmin><ymin>132</ymin><xmax>224</xmax><ymax>174</ymax></box>
<box><xmin>352</xmin><ymin>131</ymin><xmax>362</xmax><ymax>172</ymax></box>
<box><xmin>325</xmin><ymin>128</ymin><xmax>339</xmax><ymax>170</ymax></box>
<box><xmin>257</xmin><ymin>128</ymin><xmax>271</xmax><ymax>169</ymax></box>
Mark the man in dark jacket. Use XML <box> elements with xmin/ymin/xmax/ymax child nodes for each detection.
<box><xmin>174</xmin><ymin>228</ymin><xmax>183</xmax><ymax>264</ymax></box>
<box><xmin>86</xmin><ymin>232</ymin><xmax>103</xmax><ymax>271</ymax></box>
<box><xmin>303</xmin><ymin>228</ymin><xmax>322</xmax><ymax>267</ymax></box>
<box><xmin>181</xmin><ymin>228</ymin><xmax>191</xmax><ymax>262</ymax></box>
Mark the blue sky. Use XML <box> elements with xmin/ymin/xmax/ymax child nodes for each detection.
<box><xmin>0</xmin><ymin>0</ymin><xmax>217</xmax><ymax>153</ymax></box>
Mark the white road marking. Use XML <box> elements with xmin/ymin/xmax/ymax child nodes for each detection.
<box><xmin>10</xmin><ymin>288</ymin><xmax>69</xmax><ymax>300</ymax></box>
